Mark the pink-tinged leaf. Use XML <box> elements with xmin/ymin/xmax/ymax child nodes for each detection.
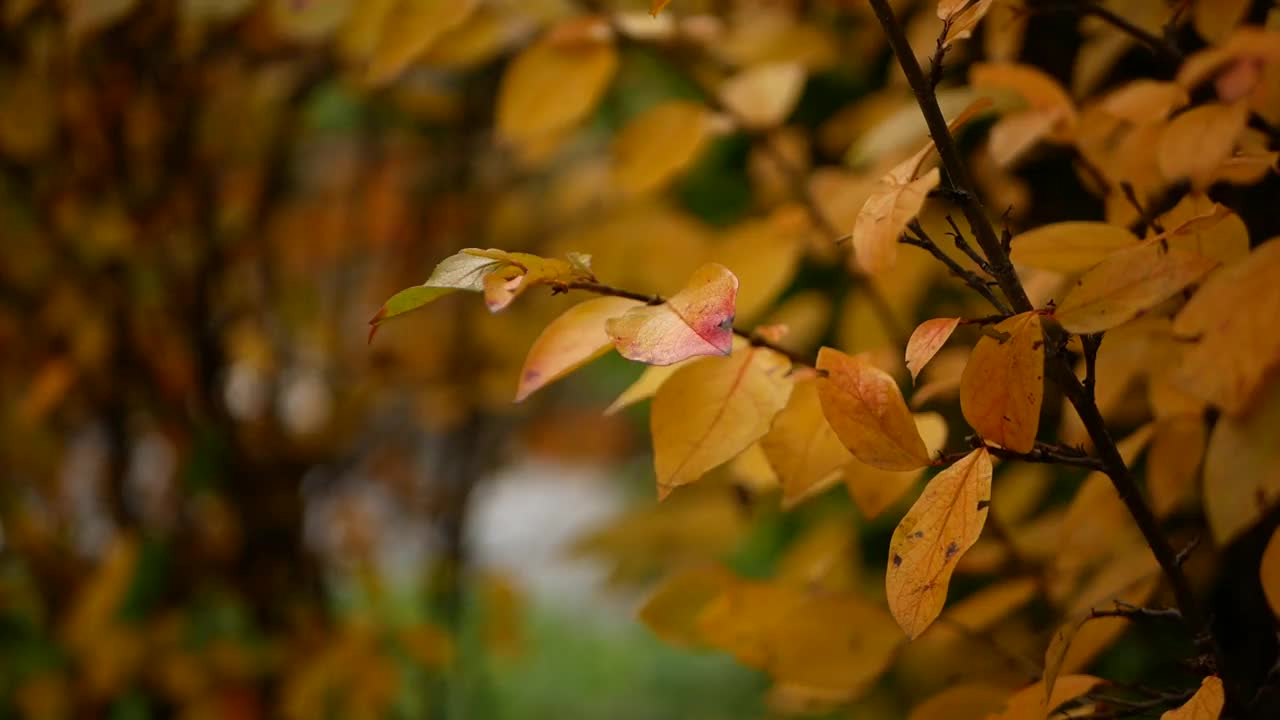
<box><xmin>606</xmin><ymin>263</ymin><xmax>738</xmax><ymax>366</ymax></box>
<box><xmin>906</xmin><ymin>318</ymin><xmax>962</xmax><ymax>382</ymax></box>
<box><xmin>515</xmin><ymin>296</ymin><xmax>644</xmax><ymax>402</ymax></box>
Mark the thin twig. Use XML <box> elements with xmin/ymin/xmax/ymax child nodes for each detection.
<box><xmin>944</xmin><ymin>214</ymin><xmax>995</xmax><ymax>275</ymax></box>
<box><xmin>1089</xmin><ymin>600</ymin><xmax>1183</xmax><ymax>622</ymax></box>
<box><xmin>937</xmin><ymin>438</ymin><xmax>1106</xmax><ymax>471</ymax></box>
<box><xmin>866</xmin><ymin>0</ymin><xmax>1237</xmax><ymax>707</ymax></box>
<box><xmin>904</xmin><ymin>222</ymin><xmax>1011</xmax><ymax>315</ymax></box>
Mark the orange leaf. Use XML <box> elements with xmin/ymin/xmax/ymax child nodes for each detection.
<box><xmin>495</xmin><ymin>29</ymin><xmax>618</xmax><ymax>146</ymax></box>
<box><xmin>1053</xmin><ymin>239</ymin><xmax>1218</xmax><ymax>334</ymax></box>
<box><xmin>906</xmin><ymin>318</ymin><xmax>961</xmax><ymax>382</ymax></box>
<box><xmin>719</xmin><ymin>63</ymin><xmax>806</xmax><ymax>130</ymax></box>
<box><xmin>1172</xmin><ymin>238</ymin><xmax>1280</xmax><ymax>415</ymax></box>
<box><xmin>613</xmin><ymin>100</ymin><xmax>710</xmax><ymax>194</ymax></box>
<box><xmin>959</xmin><ymin>312</ymin><xmax>1044</xmax><ymax>453</ymax></box>
<box><xmin>988</xmin><ymin>675</ymin><xmax>1102</xmax><ymax>720</ymax></box>
<box><xmin>607</xmin><ymin>263</ymin><xmax>738</xmax><ymax>366</ymax></box>
<box><xmin>844</xmin><ymin>412</ymin><xmax>949</xmax><ymax>519</ymax></box>
<box><xmin>651</xmin><ymin>346</ymin><xmax>793</xmax><ymax>499</ymax></box>
<box><xmin>760</xmin><ymin>380</ymin><xmax>853</xmax><ymax>504</ymax></box>
<box><xmin>1161</xmin><ymin>677</ymin><xmax>1224</xmax><ymax>720</ymax></box>
<box><xmin>886</xmin><ymin>447</ymin><xmax>992</xmax><ymax>639</ymax></box>
<box><xmin>515</xmin><ymin>296</ymin><xmax>643</xmax><ymax>402</ymax></box>
<box><xmin>816</xmin><ymin>347</ymin><xmax>931</xmax><ymax>471</ymax></box>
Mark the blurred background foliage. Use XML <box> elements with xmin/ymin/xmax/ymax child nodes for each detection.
<box><xmin>2</xmin><ymin>0</ymin><xmax>1277</xmax><ymax>718</ymax></box>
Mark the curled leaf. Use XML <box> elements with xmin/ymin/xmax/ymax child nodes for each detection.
<box><xmin>607</xmin><ymin>263</ymin><xmax>738</xmax><ymax>366</ymax></box>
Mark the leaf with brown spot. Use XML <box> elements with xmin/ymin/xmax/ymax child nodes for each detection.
<box><xmin>959</xmin><ymin>312</ymin><xmax>1044</xmax><ymax>453</ymax></box>
<box><xmin>886</xmin><ymin>447</ymin><xmax>992</xmax><ymax>639</ymax></box>
<box><xmin>816</xmin><ymin>347</ymin><xmax>931</xmax><ymax>471</ymax></box>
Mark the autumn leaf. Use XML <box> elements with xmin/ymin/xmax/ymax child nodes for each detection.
<box><xmin>816</xmin><ymin>347</ymin><xmax>931</xmax><ymax>471</ymax></box>
<box><xmin>1053</xmin><ymin>238</ymin><xmax>1218</xmax><ymax>334</ymax></box>
<box><xmin>711</xmin><ymin>217</ymin><xmax>803</xmax><ymax>323</ymax></box>
<box><xmin>650</xmin><ymin>346</ymin><xmax>792</xmax><ymax>499</ymax></box>
<box><xmin>1203</xmin><ymin>375</ymin><xmax>1280</xmax><ymax>544</ymax></box>
<box><xmin>495</xmin><ymin>29</ymin><xmax>618</xmax><ymax>146</ymax></box>
<box><xmin>1009</xmin><ymin>222</ymin><xmax>1138</xmax><ymax>273</ymax></box>
<box><xmin>650</xmin><ymin>0</ymin><xmax>672</xmax><ymax>17</ymax></box>
<box><xmin>886</xmin><ymin>447</ymin><xmax>992</xmax><ymax>639</ymax></box>
<box><xmin>637</xmin><ymin>564</ymin><xmax>733</xmax><ymax>647</ymax></box>
<box><xmin>988</xmin><ymin>675</ymin><xmax>1102</xmax><ymax>720</ymax></box>
<box><xmin>959</xmin><ymin>312</ymin><xmax>1044</xmax><ymax>453</ymax></box>
<box><xmin>606</xmin><ymin>263</ymin><xmax>738</xmax><ymax>366</ymax></box>
<box><xmin>760</xmin><ymin>379</ymin><xmax>852</xmax><ymax>504</ymax></box>
<box><xmin>1172</xmin><ymin>238</ymin><xmax>1280</xmax><ymax>415</ymax></box>
<box><xmin>970</xmin><ymin>62</ymin><xmax>1076</xmax><ymax>166</ymax></box>
<box><xmin>515</xmin><ymin>296</ymin><xmax>643</xmax><ymax>402</ymax></box>
<box><xmin>363</xmin><ymin>0</ymin><xmax>478</xmax><ymax>86</ymax></box>
<box><xmin>613</xmin><ymin>100</ymin><xmax>711</xmax><ymax>195</ymax></box>
<box><xmin>844</xmin><ymin>412</ymin><xmax>948</xmax><ymax>519</ymax></box>
<box><xmin>1157</xmin><ymin>101</ymin><xmax>1249</xmax><ymax>188</ymax></box>
<box><xmin>1147</xmin><ymin>415</ymin><xmax>1207</xmax><ymax>518</ymax></box>
<box><xmin>939</xmin><ymin>0</ymin><xmax>995</xmax><ymax>49</ymax></box>
<box><xmin>1161</xmin><ymin>676</ymin><xmax>1224</xmax><ymax>720</ymax></box>
<box><xmin>1262</xmin><ymin>529</ymin><xmax>1280</xmax><ymax>617</ymax></box>
<box><xmin>719</xmin><ymin>63</ymin><xmax>806</xmax><ymax>130</ymax></box>
<box><xmin>906</xmin><ymin>317</ymin><xmax>961</xmax><ymax>382</ymax></box>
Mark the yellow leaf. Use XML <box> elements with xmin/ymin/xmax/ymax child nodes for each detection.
<box><xmin>1009</xmin><ymin>222</ymin><xmax>1138</xmax><ymax>273</ymax></box>
<box><xmin>727</xmin><ymin>443</ymin><xmax>780</xmax><ymax>494</ymax></box>
<box><xmin>855</xmin><ymin>166</ymin><xmax>942</xmax><ymax>274</ymax></box>
<box><xmin>908</xmin><ymin>683</ymin><xmax>1009</xmax><ymax>720</ymax></box>
<box><xmin>940</xmin><ymin>0</ymin><xmax>995</xmax><ymax>49</ymax></box>
<box><xmin>1261</xmin><ymin>528</ymin><xmax>1280</xmax><ymax>617</ymax></box>
<box><xmin>817</xmin><ymin>347</ymin><xmax>931</xmax><ymax>471</ymax></box>
<box><xmin>1053</xmin><ymin>239</ymin><xmax>1218</xmax><ymax>334</ymax></box>
<box><xmin>1203</xmin><ymin>376</ymin><xmax>1280</xmax><ymax>544</ymax></box>
<box><xmin>719</xmin><ymin>62</ymin><xmax>807</xmax><ymax>130</ymax></box>
<box><xmin>711</xmin><ymin>217</ymin><xmax>803</xmax><ymax>323</ymax></box>
<box><xmin>1172</xmin><ymin>238</ymin><xmax>1280</xmax><ymax>415</ymax></box>
<box><xmin>697</xmin><ymin>578</ymin><xmax>902</xmax><ymax>692</ymax></box>
<box><xmin>1161</xmin><ymin>676</ymin><xmax>1224</xmax><ymax>720</ymax></box>
<box><xmin>989</xmin><ymin>675</ymin><xmax>1102</xmax><ymax>720</ymax></box>
<box><xmin>886</xmin><ymin>447</ymin><xmax>992</xmax><ymax>639</ymax></box>
<box><xmin>959</xmin><ymin>312</ymin><xmax>1044</xmax><ymax>453</ymax></box>
<box><xmin>760</xmin><ymin>380</ymin><xmax>853</xmax><ymax>504</ymax></box>
<box><xmin>970</xmin><ymin>62</ymin><xmax>1076</xmax><ymax>164</ymax></box>
<box><xmin>605</xmin><ymin>362</ymin><xmax>684</xmax><ymax>415</ymax></box>
<box><xmin>515</xmin><ymin>296</ymin><xmax>643</xmax><ymax>402</ymax></box>
<box><xmin>906</xmin><ymin>317</ymin><xmax>961</xmax><ymax>382</ymax></box>
<box><xmin>1192</xmin><ymin>0</ymin><xmax>1249</xmax><ymax>43</ymax></box>
<box><xmin>1157</xmin><ymin>101</ymin><xmax>1249</xmax><ymax>188</ymax></box>
<box><xmin>363</xmin><ymin>0</ymin><xmax>478</xmax><ymax>85</ymax></box>
<box><xmin>1155</xmin><ymin>194</ymin><xmax>1250</xmax><ymax>266</ymax></box>
<box><xmin>651</xmin><ymin>346</ymin><xmax>793</xmax><ymax>498</ymax></box>
<box><xmin>637</xmin><ymin>564</ymin><xmax>733</xmax><ymax>647</ymax></box>
<box><xmin>1147</xmin><ymin>415</ymin><xmax>1207</xmax><ymax>517</ymax></box>
<box><xmin>607</xmin><ymin>263</ymin><xmax>737</xmax><ymax>366</ymax></box>
<box><xmin>612</xmin><ymin>100</ymin><xmax>710</xmax><ymax>195</ymax></box>
<box><xmin>496</xmin><ymin>30</ymin><xmax>618</xmax><ymax>146</ymax></box>
<box><xmin>845</xmin><ymin>412</ymin><xmax>949</xmax><ymax>519</ymax></box>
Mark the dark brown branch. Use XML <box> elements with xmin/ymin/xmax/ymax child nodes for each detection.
<box><xmin>903</xmin><ymin>222</ymin><xmax>1011</xmax><ymax>314</ymax></box>
<box><xmin>866</xmin><ymin>0</ymin><xmax>1238</xmax><ymax>706</ymax></box>
<box><xmin>944</xmin><ymin>214</ymin><xmax>995</xmax><ymax>276</ymax></box>
<box><xmin>1082</xmin><ymin>333</ymin><xmax>1102</xmax><ymax>402</ymax></box>
<box><xmin>1033</xmin><ymin>1</ymin><xmax>1183</xmax><ymax>65</ymax></box>
<box><xmin>1089</xmin><ymin>601</ymin><xmax>1183</xmax><ymax>622</ymax></box>
<box><xmin>937</xmin><ymin>438</ymin><xmax>1105</xmax><ymax>472</ymax></box>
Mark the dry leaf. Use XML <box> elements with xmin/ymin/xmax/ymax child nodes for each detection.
<box><xmin>719</xmin><ymin>62</ymin><xmax>806</xmax><ymax>130</ymax></box>
<box><xmin>613</xmin><ymin>100</ymin><xmax>711</xmax><ymax>194</ymax></box>
<box><xmin>1161</xmin><ymin>676</ymin><xmax>1224</xmax><ymax>720</ymax></box>
<box><xmin>515</xmin><ymin>296</ymin><xmax>643</xmax><ymax>402</ymax></box>
<box><xmin>817</xmin><ymin>347</ymin><xmax>931</xmax><ymax>471</ymax></box>
<box><xmin>496</xmin><ymin>31</ymin><xmax>618</xmax><ymax>146</ymax></box>
<box><xmin>1053</xmin><ymin>239</ymin><xmax>1218</xmax><ymax>334</ymax></box>
<box><xmin>907</xmin><ymin>318</ymin><xmax>962</xmax><ymax>382</ymax></box>
<box><xmin>1172</xmin><ymin>238</ymin><xmax>1280</xmax><ymax>415</ymax></box>
<box><xmin>651</xmin><ymin>346</ymin><xmax>793</xmax><ymax>499</ymax></box>
<box><xmin>1203</xmin><ymin>376</ymin><xmax>1280</xmax><ymax>544</ymax></box>
<box><xmin>960</xmin><ymin>312</ymin><xmax>1044</xmax><ymax>453</ymax></box>
<box><xmin>886</xmin><ymin>447</ymin><xmax>992</xmax><ymax>639</ymax></box>
<box><xmin>760</xmin><ymin>380</ymin><xmax>853</xmax><ymax>504</ymax></box>
<box><xmin>607</xmin><ymin>263</ymin><xmax>738</xmax><ymax>366</ymax></box>
<box><xmin>1009</xmin><ymin>222</ymin><xmax>1138</xmax><ymax>273</ymax></box>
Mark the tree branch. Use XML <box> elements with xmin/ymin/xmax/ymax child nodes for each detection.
<box><xmin>903</xmin><ymin>222</ymin><xmax>1011</xmax><ymax>315</ymax></box>
<box><xmin>866</xmin><ymin>0</ymin><xmax>1238</xmax><ymax>705</ymax></box>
